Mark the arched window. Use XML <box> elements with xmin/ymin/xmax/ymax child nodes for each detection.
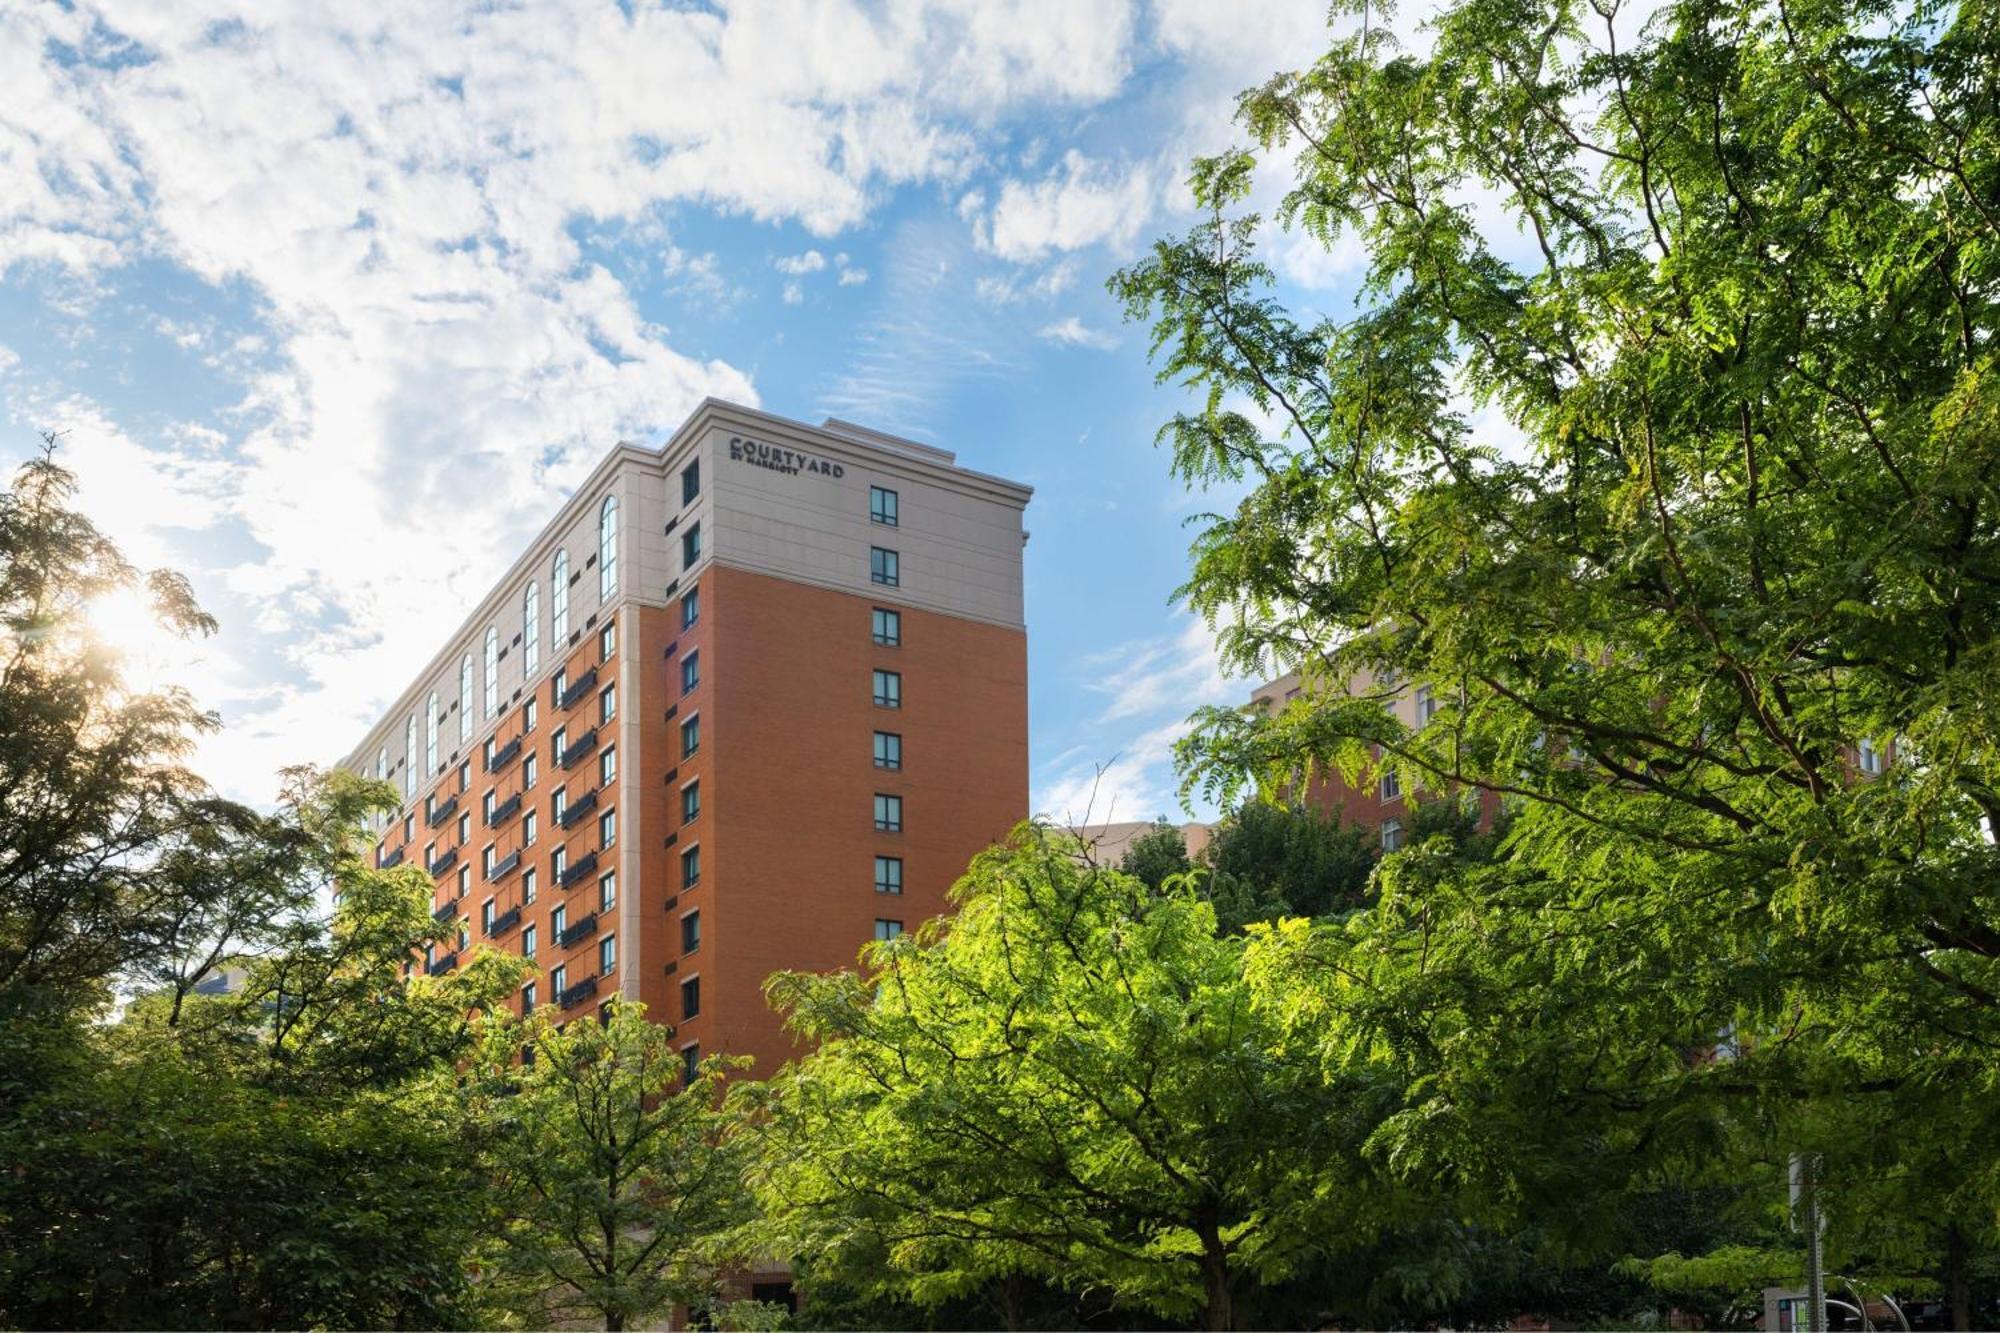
<box><xmin>598</xmin><ymin>494</ymin><xmax>618</xmax><ymax>600</ymax></box>
<box><xmin>376</xmin><ymin>747</ymin><xmax>386</xmax><ymax>782</ymax></box>
<box><xmin>483</xmin><ymin>626</ymin><xmax>499</xmax><ymax>718</ymax></box>
<box><xmin>459</xmin><ymin>654</ymin><xmax>473</xmax><ymax>743</ymax></box>
<box><xmin>524</xmin><ymin>581</ymin><xmax>540</xmax><ymax>673</ymax></box>
<box><xmin>404</xmin><ymin>715</ymin><xmax>417</xmax><ymax>798</ymax></box>
<box><xmin>425</xmin><ymin>692</ymin><xmax>439</xmax><ymax>774</ymax></box>
<box><xmin>552</xmin><ymin>550</ymin><xmax>570</xmax><ymax>642</ymax></box>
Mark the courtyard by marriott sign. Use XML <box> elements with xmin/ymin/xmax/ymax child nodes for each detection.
<box><xmin>728</xmin><ymin>435</ymin><xmax>845</xmax><ymax>478</ymax></box>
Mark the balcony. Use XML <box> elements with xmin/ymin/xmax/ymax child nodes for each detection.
<box><xmin>487</xmin><ymin>793</ymin><xmax>522</xmax><ymax>828</ymax></box>
<box><xmin>558</xmin><ymin>727</ymin><xmax>599</xmax><ymax>770</ymax></box>
<box><xmin>487</xmin><ymin>850</ymin><xmax>521</xmax><ymax>882</ymax></box>
<box><xmin>432</xmin><ymin>901</ymin><xmax>459</xmax><ymax>924</ymax></box>
<box><xmin>379</xmin><ymin>846</ymin><xmax>406</xmax><ymax>870</ymax></box>
<box><xmin>485</xmin><ymin>736</ymin><xmax>522</xmax><ymax>774</ymax></box>
<box><xmin>559</xmin><ymin>667</ymin><xmax>599</xmax><ymax>711</ymax></box>
<box><xmin>426</xmin><ymin>846</ymin><xmax>459</xmax><ymax>877</ymax></box>
<box><xmin>485</xmin><ymin>905</ymin><xmax>522</xmax><ymax>938</ymax></box>
<box><xmin>559</xmin><ymin>850</ymin><xmax>598</xmax><ymax>889</ymax></box>
<box><xmin>558</xmin><ymin>974</ymin><xmax>600</xmax><ymax>1010</ymax></box>
<box><xmin>558</xmin><ymin>787</ymin><xmax>598</xmax><ymax>830</ymax></box>
<box><xmin>426</xmin><ymin>792</ymin><xmax>459</xmax><ymax>829</ymax></box>
<box><xmin>426</xmin><ymin>952</ymin><xmax>459</xmax><ymax>977</ymax></box>
<box><xmin>558</xmin><ymin>912</ymin><xmax>599</xmax><ymax>949</ymax></box>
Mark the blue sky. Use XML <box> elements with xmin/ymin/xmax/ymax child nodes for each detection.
<box><xmin>0</xmin><ymin>0</ymin><xmax>1410</xmax><ymax>820</ymax></box>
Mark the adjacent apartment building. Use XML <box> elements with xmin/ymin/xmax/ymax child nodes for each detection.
<box><xmin>341</xmin><ymin>401</ymin><xmax>1032</xmax><ymax>1080</ymax></box>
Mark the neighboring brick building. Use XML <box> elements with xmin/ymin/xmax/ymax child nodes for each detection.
<box><xmin>341</xmin><ymin>400</ymin><xmax>1032</xmax><ymax>1081</ymax></box>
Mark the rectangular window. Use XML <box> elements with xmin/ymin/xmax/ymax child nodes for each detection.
<box><xmin>681</xmin><ymin>460</ymin><xmax>700</xmax><ymax>505</ymax></box>
<box><xmin>1414</xmin><ymin>685</ymin><xmax>1437</xmax><ymax>726</ymax></box>
<box><xmin>1381</xmin><ymin>819</ymin><xmax>1404</xmax><ymax>853</ymax></box>
<box><xmin>681</xmin><ymin>651</ymin><xmax>699</xmax><ymax>695</ymax></box>
<box><xmin>681</xmin><ymin>1044</ymin><xmax>700</xmax><ymax>1084</ymax></box>
<box><xmin>459</xmin><ymin>762</ymin><xmax>470</xmax><ymax>792</ymax></box>
<box><xmin>599</xmin><ymin>870</ymin><xmax>617</xmax><ymax>913</ymax></box>
<box><xmin>457</xmin><ymin>812</ymin><xmax>470</xmax><ymax>843</ymax></box>
<box><xmin>680</xmin><ymin>714</ymin><xmax>700</xmax><ymax>759</ymax></box>
<box><xmin>553</xmin><ymin>669</ymin><xmax>568</xmax><ymax>706</ymax></box>
<box><xmin>600</xmin><ymin>934</ymin><xmax>616</xmax><ymax>976</ymax></box>
<box><xmin>682</xmin><ymin>522</ymin><xmax>702</xmax><ymax>569</ymax></box>
<box><xmin>874</xmin><ymin>793</ymin><xmax>902</xmax><ymax>832</ymax></box>
<box><xmin>524</xmin><ymin>753</ymin><xmax>539</xmax><ymax>788</ymax></box>
<box><xmin>552</xmin><ymin>846</ymin><xmax>568</xmax><ymax>882</ymax></box>
<box><xmin>551</xmin><ymin>963</ymin><xmax>567</xmax><ymax>997</ymax></box>
<box><xmin>481</xmin><ymin>898</ymin><xmax>495</xmax><ymax>932</ymax></box>
<box><xmin>869</xmin><ymin>546</ymin><xmax>899</xmax><ymax>587</ymax></box>
<box><xmin>483</xmin><ymin>790</ymin><xmax>496</xmax><ymax>821</ymax></box>
<box><xmin>522</xmin><ymin>867</ymin><xmax>537</xmax><ymax>904</ymax></box>
<box><xmin>424</xmin><ymin>840</ymin><xmax>436</xmax><ymax>867</ymax></box>
<box><xmin>681</xmin><ymin>910</ymin><xmax>700</xmax><ymax>953</ymax></box>
<box><xmin>869</xmin><ymin>485</ymin><xmax>898</xmax><ymax>526</ymax></box>
<box><xmin>482</xmin><ymin>737</ymin><xmax>495</xmax><ymax>767</ymax></box>
<box><xmin>599</xmin><ymin>809</ymin><xmax>616</xmax><ymax>849</ymax></box>
<box><xmin>552</xmin><ymin>904</ymin><xmax>568</xmax><ymax>939</ymax></box>
<box><xmin>874</xmin><ymin>731</ymin><xmax>902</xmax><ymax>769</ymax></box>
<box><xmin>875</xmin><ymin>855</ymin><xmax>902</xmax><ymax>895</ymax></box>
<box><xmin>1858</xmin><ymin>737</ymin><xmax>1883</xmax><ymax>775</ymax></box>
<box><xmin>681</xmin><ymin>975</ymin><xmax>701</xmax><ymax>1019</ymax></box>
<box><xmin>599</xmin><ymin>682</ymin><xmax>616</xmax><ymax>725</ymax></box>
<box><xmin>872</xmin><ymin>669</ymin><xmax>901</xmax><ymax>709</ymax></box>
<box><xmin>522</xmin><ymin>924</ymin><xmax>537</xmax><ymax>959</ymax></box>
<box><xmin>599</xmin><ymin>746</ymin><xmax>617</xmax><ymax>787</ymax></box>
<box><xmin>872</xmin><ymin>607</ymin><xmax>900</xmax><ymax>646</ymax></box>
<box><xmin>553</xmin><ymin>785</ymin><xmax>567</xmax><ymax>824</ymax></box>
<box><xmin>874</xmin><ymin>919</ymin><xmax>904</xmax><ymax>941</ymax></box>
<box><xmin>681</xmin><ymin>844</ymin><xmax>701</xmax><ymax>888</ymax></box>
<box><xmin>524</xmin><ymin>698</ymin><xmax>538</xmax><ymax>731</ymax></box>
<box><xmin>403</xmin><ymin>814</ymin><xmax>414</xmax><ymax>841</ymax></box>
<box><xmin>482</xmin><ymin>844</ymin><xmax>496</xmax><ymax>875</ymax></box>
<box><xmin>682</xmin><ymin>781</ymin><xmax>700</xmax><ymax>824</ymax></box>
<box><xmin>681</xmin><ymin>588</ymin><xmax>699</xmax><ymax>629</ymax></box>
<box><xmin>524</xmin><ymin>810</ymin><xmax>538</xmax><ymax>846</ymax></box>
<box><xmin>521</xmin><ymin>980</ymin><xmax>536</xmax><ymax>1011</ymax></box>
<box><xmin>1380</xmin><ymin>767</ymin><xmax>1401</xmax><ymax>801</ymax></box>
<box><xmin>599</xmin><ymin>622</ymin><xmax>616</xmax><ymax>663</ymax></box>
<box><xmin>457</xmin><ymin>865</ymin><xmax>470</xmax><ymax>899</ymax></box>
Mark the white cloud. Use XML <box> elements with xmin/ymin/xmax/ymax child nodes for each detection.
<box><xmin>775</xmin><ymin>249</ymin><xmax>828</xmax><ymax>275</ymax></box>
<box><xmin>975</xmin><ymin>257</ymin><xmax>1078</xmax><ymax>305</ymax></box>
<box><xmin>0</xmin><ymin>0</ymin><xmax>1155</xmax><ymax>800</ymax></box>
<box><xmin>1036</xmin><ymin>316</ymin><xmax>1118</xmax><ymax>350</ymax></box>
<box><xmin>983</xmin><ymin>150</ymin><xmax>1158</xmax><ymax>261</ymax></box>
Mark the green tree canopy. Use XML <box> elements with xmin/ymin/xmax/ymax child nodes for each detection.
<box><xmin>1112</xmin><ymin>0</ymin><xmax>2000</xmax><ymax>1311</ymax></box>
<box><xmin>750</xmin><ymin>824</ymin><xmax>1378</xmax><ymax>1331</ymax></box>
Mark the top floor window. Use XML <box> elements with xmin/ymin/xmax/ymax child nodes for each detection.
<box><xmin>524</xmin><ymin>581</ymin><xmax>540</xmax><ymax>673</ymax></box>
<box><xmin>681</xmin><ymin>460</ymin><xmax>700</xmax><ymax>505</ymax></box>
<box><xmin>598</xmin><ymin>494</ymin><xmax>619</xmax><ymax>600</ymax></box>
<box><xmin>552</xmin><ymin>549</ymin><xmax>570</xmax><ymax>641</ymax></box>
<box><xmin>870</xmin><ymin>547</ymin><xmax>899</xmax><ymax>587</ymax></box>
<box><xmin>458</xmin><ymin>654</ymin><xmax>472</xmax><ymax>744</ymax></box>
<box><xmin>683</xmin><ymin>522</ymin><xmax>702</xmax><ymax>570</ymax></box>
<box><xmin>870</xmin><ymin>486</ymin><xmax>898</xmax><ymax>526</ymax></box>
<box><xmin>404</xmin><ymin>715</ymin><xmax>417</xmax><ymax>798</ymax></box>
<box><xmin>483</xmin><ymin>626</ymin><xmax>499</xmax><ymax>718</ymax></box>
<box><xmin>425</xmin><ymin>692</ymin><xmax>439</xmax><ymax>774</ymax></box>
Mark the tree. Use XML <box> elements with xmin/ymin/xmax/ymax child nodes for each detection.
<box><xmin>750</xmin><ymin>824</ymin><xmax>1370</xmax><ymax>1331</ymax></box>
<box><xmin>1113</xmin><ymin>0</ymin><xmax>2000</xmax><ymax>1306</ymax></box>
<box><xmin>466</xmin><ymin>1001</ymin><xmax>755</xmax><ymax>1331</ymax></box>
<box><xmin>1204</xmin><ymin>799</ymin><xmax>1378</xmax><ymax>930</ymax></box>
<box><xmin>1114</xmin><ymin>818</ymin><xmax>1192</xmax><ymax>889</ymax></box>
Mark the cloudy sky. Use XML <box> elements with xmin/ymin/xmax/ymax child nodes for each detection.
<box><xmin>1</xmin><ymin>0</ymin><xmax>1396</xmax><ymax>825</ymax></box>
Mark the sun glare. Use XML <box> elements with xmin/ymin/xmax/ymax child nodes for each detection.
<box><xmin>84</xmin><ymin>586</ymin><xmax>211</xmax><ymax>697</ymax></box>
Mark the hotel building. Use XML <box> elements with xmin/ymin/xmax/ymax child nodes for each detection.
<box><xmin>340</xmin><ymin>400</ymin><xmax>1032</xmax><ymax>1080</ymax></box>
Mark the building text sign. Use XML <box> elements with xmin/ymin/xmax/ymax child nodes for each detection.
<box><xmin>728</xmin><ymin>435</ymin><xmax>845</xmax><ymax>478</ymax></box>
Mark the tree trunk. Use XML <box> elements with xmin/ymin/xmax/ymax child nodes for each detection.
<box><xmin>605</xmin><ymin>1308</ymin><xmax>625</xmax><ymax>1332</ymax></box>
<box><xmin>1946</xmin><ymin>1224</ymin><xmax>1972</xmax><ymax>1332</ymax></box>
<box><xmin>1196</xmin><ymin>1218</ymin><xmax>1233</xmax><ymax>1332</ymax></box>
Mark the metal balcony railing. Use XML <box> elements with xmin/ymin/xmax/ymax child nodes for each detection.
<box><xmin>558</xmin><ymin>787</ymin><xmax>598</xmax><ymax>830</ymax></box>
<box><xmin>559</xmin><ymin>850</ymin><xmax>598</xmax><ymax>889</ymax></box>
<box><xmin>485</xmin><ymin>905</ymin><xmax>522</xmax><ymax>938</ymax></box>
<box><xmin>432</xmin><ymin>901</ymin><xmax>459</xmax><ymax>924</ymax></box>
<box><xmin>380</xmin><ymin>846</ymin><xmax>406</xmax><ymax>869</ymax></box>
<box><xmin>485</xmin><ymin>736</ymin><xmax>522</xmax><ymax>774</ymax></box>
<box><xmin>559</xmin><ymin>668</ymin><xmax>598</xmax><ymax>711</ymax></box>
<box><xmin>426</xmin><ymin>952</ymin><xmax>458</xmax><ymax>977</ymax></box>
<box><xmin>487</xmin><ymin>793</ymin><xmax>522</xmax><ymax>828</ymax></box>
<box><xmin>558</xmin><ymin>912</ymin><xmax>599</xmax><ymax>949</ymax></box>
<box><xmin>427</xmin><ymin>846</ymin><xmax>459</xmax><ymax>877</ymax></box>
<box><xmin>487</xmin><ymin>850</ymin><xmax>521</xmax><ymax>882</ymax></box>
<box><xmin>426</xmin><ymin>792</ymin><xmax>459</xmax><ymax>829</ymax></box>
<box><xmin>558</xmin><ymin>728</ymin><xmax>599</xmax><ymax>770</ymax></box>
<box><xmin>558</xmin><ymin>974</ymin><xmax>600</xmax><ymax>1009</ymax></box>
